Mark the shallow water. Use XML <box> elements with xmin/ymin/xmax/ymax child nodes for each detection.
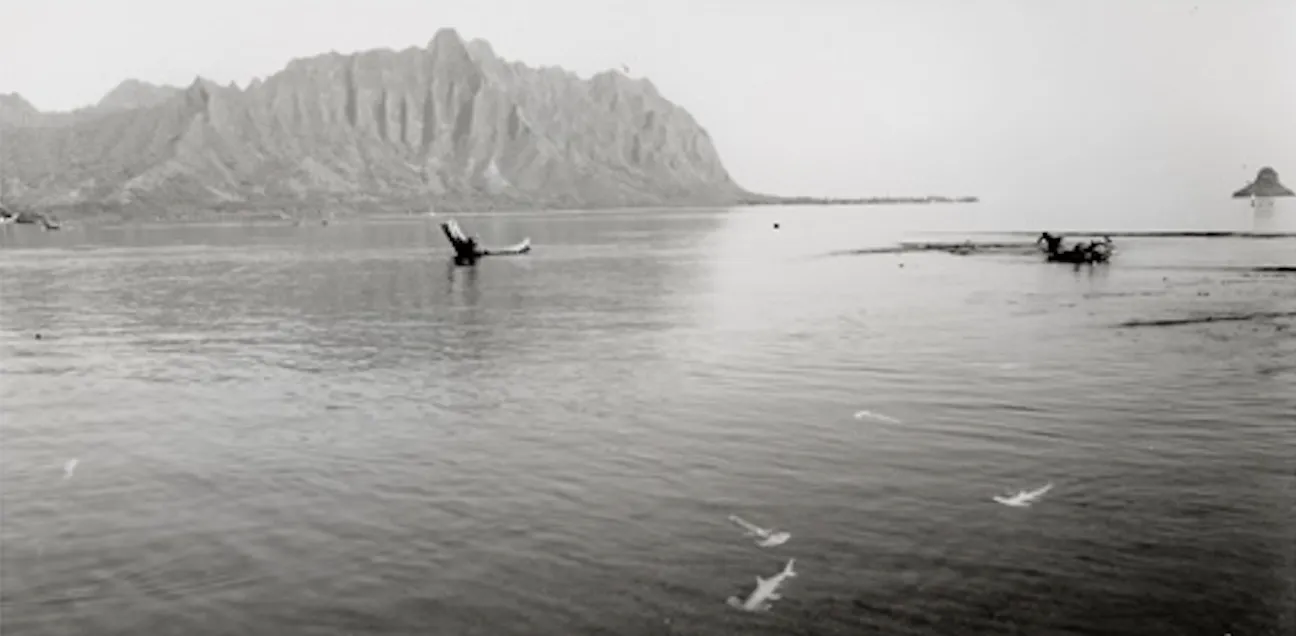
<box><xmin>2</xmin><ymin>206</ymin><xmax>1294</xmax><ymax>635</ymax></box>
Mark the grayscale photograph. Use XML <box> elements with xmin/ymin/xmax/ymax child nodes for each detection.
<box><xmin>1</xmin><ymin>1</ymin><xmax>1293</xmax><ymax>634</ymax></box>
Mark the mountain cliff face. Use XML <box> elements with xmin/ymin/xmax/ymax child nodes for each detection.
<box><xmin>0</xmin><ymin>29</ymin><xmax>749</xmax><ymax>215</ymax></box>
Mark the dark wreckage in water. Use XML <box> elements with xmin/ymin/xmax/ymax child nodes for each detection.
<box><xmin>439</xmin><ymin>219</ymin><xmax>532</xmax><ymax>266</ymax></box>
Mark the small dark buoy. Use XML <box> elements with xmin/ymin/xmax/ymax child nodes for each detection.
<box><xmin>773</xmin><ymin>223</ymin><xmax>780</xmax><ymax>229</ymax></box>
<box><xmin>34</xmin><ymin>333</ymin><xmax>42</xmax><ymax>340</ymax></box>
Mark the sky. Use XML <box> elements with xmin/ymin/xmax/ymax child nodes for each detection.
<box><xmin>2</xmin><ymin>0</ymin><xmax>1294</xmax><ymax>220</ymax></box>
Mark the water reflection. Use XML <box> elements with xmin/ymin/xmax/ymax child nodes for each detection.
<box><xmin>445</xmin><ymin>261</ymin><xmax>480</xmax><ymax>305</ymax></box>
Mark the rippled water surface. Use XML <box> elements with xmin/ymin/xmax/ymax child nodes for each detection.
<box><xmin>2</xmin><ymin>206</ymin><xmax>1293</xmax><ymax>635</ymax></box>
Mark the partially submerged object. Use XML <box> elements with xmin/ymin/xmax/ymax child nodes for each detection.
<box><xmin>483</xmin><ymin>237</ymin><xmax>532</xmax><ymax>256</ymax></box>
<box><xmin>726</xmin><ymin>559</ymin><xmax>797</xmax><ymax>612</ymax></box>
<box><xmin>1046</xmin><ymin>245</ymin><xmax>1111</xmax><ymax>264</ymax></box>
<box><xmin>440</xmin><ymin>219</ymin><xmax>531</xmax><ymax>266</ymax></box>
<box><xmin>0</xmin><ymin>203</ymin><xmax>60</xmax><ymax>230</ymax></box>
<box><xmin>1037</xmin><ymin>233</ymin><xmax>1113</xmax><ymax>264</ymax></box>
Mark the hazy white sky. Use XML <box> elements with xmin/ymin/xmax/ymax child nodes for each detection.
<box><xmin>2</xmin><ymin>0</ymin><xmax>1294</xmax><ymax>212</ymax></box>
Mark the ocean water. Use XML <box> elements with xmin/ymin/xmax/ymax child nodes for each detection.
<box><xmin>1</xmin><ymin>205</ymin><xmax>1293</xmax><ymax>636</ymax></box>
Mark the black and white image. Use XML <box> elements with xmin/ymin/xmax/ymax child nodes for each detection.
<box><xmin>2</xmin><ymin>1</ymin><xmax>1293</xmax><ymax>634</ymax></box>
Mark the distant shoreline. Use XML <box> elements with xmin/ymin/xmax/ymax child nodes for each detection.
<box><xmin>0</xmin><ymin>195</ymin><xmax>981</xmax><ymax>226</ymax></box>
<box><xmin>740</xmin><ymin>195</ymin><xmax>980</xmax><ymax>206</ymax></box>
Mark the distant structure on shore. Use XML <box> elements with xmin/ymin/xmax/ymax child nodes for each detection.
<box><xmin>1233</xmin><ymin>167</ymin><xmax>1295</xmax><ymax>233</ymax></box>
<box><xmin>1232</xmin><ymin>167</ymin><xmax>1294</xmax><ymax>199</ymax></box>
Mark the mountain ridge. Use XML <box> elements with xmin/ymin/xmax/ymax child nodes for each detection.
<box><xmin>0</xmin><ymin>28</ymin><xmax>754</xmax><ymax>218</ymax></box>
<box><xmin>95</xmin><ymin>79</ymin><xmax>183</xmax><ymax>113</ymax></box>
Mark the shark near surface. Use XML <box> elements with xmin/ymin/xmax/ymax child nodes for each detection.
<box><xmin>727</xmin><ymin>515</ymin><xmax>791</xmax><ymax>548</ymax></box>
<box><xmin>993</xmin><ymin>482</ymin><xmax>1054</xmax><ymax>507</ymax></box>
<box><xmin>727</xmin><ymin>559</ymin><xmax>798</xmax><ymax>613</ymax></box>
<box><xmin>721</xmin><ymin>410</ymin><xmax>1058</xmax><ymax>614</ymax></box>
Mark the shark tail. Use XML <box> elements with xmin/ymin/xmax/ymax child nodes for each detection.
<box><xmin>725</xmin><ymin>596</ymin><xmax>744</xmax><ymax>609</ymax></box>
<box><xmin>784</xmin><ymin>558</ymin><xmax>797</xmax><ymax>576</ymax></box>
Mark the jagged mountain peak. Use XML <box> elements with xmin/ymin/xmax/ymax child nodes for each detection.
<box><xmin>1</xmin><ymin>29</ymin><xmax>748</xmax><ymax>215</ymax></box>
<box><xmin>183</xmin><ymin>76</ymin><xmax>235</xmax><ymax>96</ymax></box>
